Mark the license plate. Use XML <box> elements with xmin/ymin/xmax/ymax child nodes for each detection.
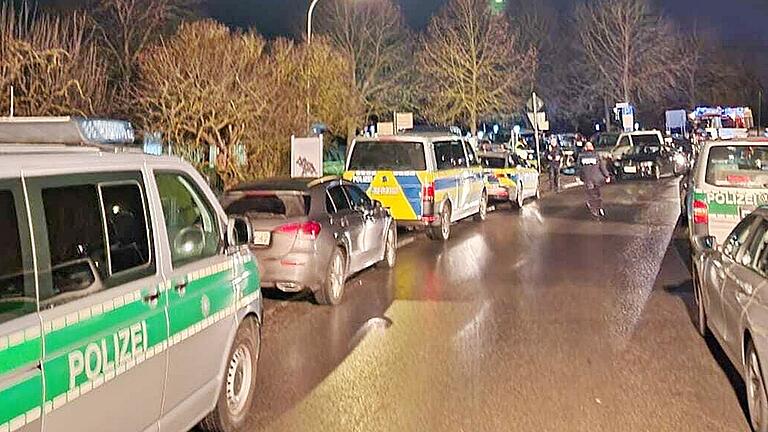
<box><xmin>253</xmin><ymin>231</ymin><xmax>271</xmax><ymax>246</ymax></box>
<box><xmin>623</xmin><ymin>166</ymin><xmax>637</xmax><ymax>173</ymax></box>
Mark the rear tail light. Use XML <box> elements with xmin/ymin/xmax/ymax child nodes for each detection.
<box><xmin>422</xmin><ymin>182</ymin><xmax>435</xmax><ymax>203</ymax></box>
<box><xmin>422</xmin><ymin>181</ymin><xmax>436</xmax><ymax>222</ymax></box>
<box><xmin>495</xmin><ymin>173</ymin><xmax>505</xmax><ymax>179</ymax></box>
<box><xmin>692</xmin><ymin>199</ymin><xmax>708</xmax><ymax>225</ymax></box>
<box><xmin>276</xmin><ymin>221</ymin><xmax>322</xmax><ymax>239</ymax></box>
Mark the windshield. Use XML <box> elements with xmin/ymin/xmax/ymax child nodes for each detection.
<box><xmin>631</xmin><ymin>134</ymin><xmax>661</xmax><ymax>146</ymax></box>
<box><xmin>348</xmin><ymin>141</ymin><xmax>426</xmax><ymax>171</ymax></box>
<box><xmin>596</xmin><ymin>134</ymin><xmax>619</xmax><ymax>149</ymax></box>
<box><xmin>224</xmin><ymin>193</ymin><xmax>310</xmax><ymax>218</ymax></box>
<box><xmin>706</xmin><ymin>145</ymin><xmax>768</xmax><ymax>189</ymax></box>
<box><xmin>630</xmin><ymin>145</ymin><xmax>661</xmax><ymax>155</ymax></box>
<box><xmin>480</xmin><ymin>157</ymin><xmax>506</xmax><ymax>169</ymax></box>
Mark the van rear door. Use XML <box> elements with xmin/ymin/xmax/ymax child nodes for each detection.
<box><xmin>344</xmin><ymin>141</ymin><xmax>426</xmax><ymax>221</ymax></box>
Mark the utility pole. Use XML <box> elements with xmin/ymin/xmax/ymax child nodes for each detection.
<box><xmin>9</xmin><ymin>86</ymin><xmax>14</xmax><ymax>117</ymax></box>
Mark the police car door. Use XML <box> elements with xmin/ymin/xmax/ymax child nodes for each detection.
<box><xmin>27</xmin><ymin>171</ymin><xmax>167</xmax><ymax>432</ymax></box>
<box><xmin>0</xmin><ymin>178</ymin><xmax>43</xmax><ymax>432</ymax></box>
<box><xmin>150</xmin><ymin>170</ymin><xmax>240</xmax><ymax>430</ymax></box>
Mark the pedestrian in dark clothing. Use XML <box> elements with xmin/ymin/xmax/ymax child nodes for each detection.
<box><xmin>547</xmin><ymin>137</ymin><xmax>563</xmax><ymax>192</ymax></box>
<box><xmin>578</xmin><ymin>142</ymin><xmax>611</xmax><ymax>220</ymax></box>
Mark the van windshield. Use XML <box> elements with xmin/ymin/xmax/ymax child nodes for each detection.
<box><xmin>348</xmin><ymin>141</ymin><xmax>426</xmax><ymax>171</ymax></box>
<box><xmin>706</xmin><ymin>145</ymin><xmax>768</xmax><ymax>189</ymax></box>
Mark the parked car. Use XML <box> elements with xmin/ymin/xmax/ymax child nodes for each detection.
<box><xmin>222</xmin><ymin>177</ymin><xmax>396</xmax><ymax>305</ymax></box>
<box><xmin>686</xmin><ymin>140</ymin><xmax>768</xmax><ymax>249</ymax></box>
<box><xmin>343</xmin><ymin>132</ymin><xmax>487</xmax><ymax>241</ymax></box>
<box><xmin>612</xmin><ymin>130</ymin><xmax>686</xmax><ymax>179</ymax></box>
<box><xmin>478</xmin><ymin>150</ymin><xmax>540</xmax><ymax>208</ymax></box>
<box><xmin>0</xmin><ymin>117</ymin><xmax>262</xmax><ymax>432</ymax></box>
<box><xmin>693</xmin><ymin>208</ymin><xmax>768</xmax><ymax>432</ymax></box>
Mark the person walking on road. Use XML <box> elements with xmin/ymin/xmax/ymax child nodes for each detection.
<box><xmin>547</xmin><ymin>137</ymin><xmax>563</xmax><ymax>192</ymax></box>
<box><xmin>578</xmin><ymin>141</ymin><xmax>611</xmax><ymax>220</ymax></box>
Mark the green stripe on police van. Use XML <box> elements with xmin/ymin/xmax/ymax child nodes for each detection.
<box><xmin>0</xmin><ymin>373</ymin><xmax>42</xmax><ymax>426</ymax></box>
<box><xmin>169</xmin><ymin>269</ymin><xmax>234</xmax><ymax>337</ymax></box>
<box><xmin>0</xmin><ymin>336</ymin><xmax>40</xmax><ymax>376</ymax></box>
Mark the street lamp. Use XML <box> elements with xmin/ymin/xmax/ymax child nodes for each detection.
<box><xmin>307</xmin><ymin>0</ymin><xmax>321</xmax><ymax>45</ymax></box>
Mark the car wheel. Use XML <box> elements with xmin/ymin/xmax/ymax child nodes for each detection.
<box><xmin>315</xmin><ymin>247</ymin><xmax>345</xmax><ymax>305</ymax></box>
<box><xmin>378</xmin><ymin>225</ymin><xmax>397</xmax><ymax>268</ymax></box>
<box><xmin>747</xmin><ymin>340</ymin><xmax>768</xmax><ymax>432</ymax></box>
<box><xmin>474</xmin><ymin>191</ymin><xmax>488</xmax><ymax>221</ymax></box>
<box><xmin>692</xmin><ymin>263</ymin><xmax>708</xmax><ymax>337</ymax></box>
<box><xmin>428</xmin><ymin>202</ymin><xmax>451</xmax><ymax>241</ymax></box>
<box><xmin>654</xmin><ymin>164</ymin><xmax>661</xmax><ymax>180</ymax></box>
<box><xmin>200</xmin><ymin>317</ymin><xmax>260</xmax><ymax>432</ymax></box>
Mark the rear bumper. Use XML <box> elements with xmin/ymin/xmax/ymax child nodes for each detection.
<box><xmin>254</xmin><ymin>251</ymin><xmax>325</xmax><ymax>292</ymax></box>
<box><xmin>486</xmin><ymin>184</ymin><xmax>512</xmax><ymax>201</ymax></box>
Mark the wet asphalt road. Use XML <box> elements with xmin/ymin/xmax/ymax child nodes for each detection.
<box><xmin>245</xmin><ymin>178</ymin><xmax>750</xmax><ymax>432</ymax></box>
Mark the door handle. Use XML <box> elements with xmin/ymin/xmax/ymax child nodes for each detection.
<box><xmin>143</xmin><ymin>288</ymin><xmax>161</xmax><ymax>304</ymax></box>
<box><xmin>174</xmin><ymin>281</ymin><xmax>188</xmax><ymax>295</ymax></box>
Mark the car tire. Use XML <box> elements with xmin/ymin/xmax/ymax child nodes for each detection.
<box><xmin>315</xmin><ymin>247</ymin><xmax>346</xmax><ymax>305</ymax></box>
<box><xmin>199</xmin><ymin>317</ymin><xmax>260</xmax><ymax>432</ymax></box>
<box><xmin>746</xmin><ymin>340</ymin><xmax>768</xmax><ymax>432</ymax></box>
<box><xmin>474</xmin><ymin>191</ymin><xmax>488</xmax><ymax>222</ymax></box>
<box><xmin>377</xmin><ymin>225</ymin><xmax>397</xmax><ymax>269</ymax></box>
<box><xmin>654</xmin><ymin>164</ymin><xmax>661</xmax><ymax>180</ymax></box>
<box><xmin>693</xmin><ymin>263</ymin><xmax>708</xmax><ymax>337</ymax></box>
<box><xmin>427</xmin><ymin>202</ymin><xmax>451</xmax><ymax>241</ymax></box>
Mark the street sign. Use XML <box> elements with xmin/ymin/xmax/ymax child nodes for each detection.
<box><xmin>291</xmin><ymin>135</ymin><xmax>323</xmax><ymax>178</ymax></box>
<box><xmin>395</xmin><ymin>112</ymin><xmax>414</xmax><ymax>131</ymax></box>
<box><xmin>377</xmin><ymin>122</ymin><xmax>394</xmax><ymax>136</ymax></box>
<box><xmin>526</xmin><ymin>93</ymin><xmax>545</xmax><ymax>113</ymax></box>
<box><xmin>526</xmin><ymin>112</ymin><xmax>548</xmax><ymax>131</ymax></box>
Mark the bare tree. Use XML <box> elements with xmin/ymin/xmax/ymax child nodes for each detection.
<box><xmin>92</xmin><ymin>0</ymin><xmax>197</xmax><ymax>95</ymax></box>
<box><xmin>316</xmin><ymin>0</ymin><xmax>412</xmax><ymax>119</ymax></box>
<box><xmin>576</xmin><ymin>0</ymin><xmax>683</xmax><ymax>106</ymax></box>
<box><xmin>136</xmin><ymin>21</ymin><xmax>363</xmax><ymax>187</ymax></box>
<box><xmin>0</xmin><ymin>3</ymin><xmax>109</xmax><ymax>117</ymax></box>
<box><xmin>418</xmin><ymin>0</ymin><xmax>536</xmax><ymax>135</ymax></box>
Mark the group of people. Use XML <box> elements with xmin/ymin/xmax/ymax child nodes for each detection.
<box><xmin>546</xmin><ymin>136</ymin><xmax>611</xmax><ymax>221</ymax></box>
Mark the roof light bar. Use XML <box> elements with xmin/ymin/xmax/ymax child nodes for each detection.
<box><xmin>0</xmin><ymin>116</ymin><xmax>136</xmax><ymax>147</ymax></box>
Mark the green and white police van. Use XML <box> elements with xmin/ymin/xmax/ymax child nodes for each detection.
<box><xmin>0</xmin><ymin>117</ymin><xmax>262</xmax><ymax>432</ymax></box>
<box><xmin>687</xmin><ymin>139</ymin><xmax>768</xmax><ymax>251</ymax></box>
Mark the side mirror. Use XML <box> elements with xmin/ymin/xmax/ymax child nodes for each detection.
<box><xmin>227</xmin><ymin>216</ymin><xmax>252</xmax><ymax>248</ymax></box>
<box><xmin>703</xmin><ymin>235</ymin><xmax>717</xmax><ymax>251</ymax></box>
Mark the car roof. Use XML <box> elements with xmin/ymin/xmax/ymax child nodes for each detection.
<box><xmin>230</xmin><ymin>176</ymin><xmax>340</xmax><ymax>192</ymax></box>
<box><xmin>0</xmin><ymin>148</ymin><xmax>185</xmax><ymax>179</ymax></box>
<box><xmin>701</xmin><ymin>138</ymin><xmax>768</xmax><ymax>149</ymax></box>
<box><xmin>354</xmin><ymin>133</ymin><xmax>460</xmax><ymax>144</ymax></box>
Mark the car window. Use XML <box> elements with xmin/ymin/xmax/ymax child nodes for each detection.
<box><xmin>723</xmin><ymin>215</ymin><xmax>757</xmax><ymax>260</ymax></box>
<box><xmin>39</xmin><ymin>177</ymin><xmax>155</xmax><ymax>307</ymax></box>
<box><xmin>747</xmin><ymin>219</ymin><xmax>768</xmax><ymax>271</ymax></box>
<box><xmin>224</xmin><ymin>192</ymin><xmax>310</xmax><ymax>219</ymax></box>
<box><xmin>481</xmin><ymin>157</ymin><xmax>506</xmax><ymax>169</ymax></box>
<box><xmin>0</xmin><ymin>188</ymin><xmax>35</xmax><ymax>324</ymax></box>
<box><xmin>327</xmin><ymin>186</ymin><xmax>351</xmax><ymax>213</ymax></box>
<box><xmin>434</xmin><ymin>141</ymin><xmax>453</xmax><ymax>170</ymax></box>
<box><xmin>451</xmin><ymin>140</ymin><xmax>467</xmax><ymax>167</ymax></box>
<box><xmin>156</xmin><ymin>172</ymin><xmax>220</xmax><ymax>267</ymax></box>
<box><xmin>616</xmin><ymin>136</ymin><xmax>630</xmax><ymax>148</ymax></box>
<box><xmin>464</xmin><ymin>142</ymin><xmax>479</xmax><ymax>167</ymax></box>
<box><xmin>705</xmin><ymin>145</ymin><xmax>768</xmax><ymax>189</ymax></box>
<box><xmin>347</xmin><ymin>141</ymin><xmax>426</xmax><ymax>171</ymax></box>
<box><xmin>631</xmin><ymin>135</ymin><xmax>662</xmax><ymax>146</ymax></box>
<box><xmin>343</xmin><ymin>185</ymin><xmax>372</xmax><ymax>210</ymax></box>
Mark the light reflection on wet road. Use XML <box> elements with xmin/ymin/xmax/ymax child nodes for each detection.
<box><xmin>244</xmin><ymin>179</ymin><xmax>749</xmax><ymax>431</ymax></box>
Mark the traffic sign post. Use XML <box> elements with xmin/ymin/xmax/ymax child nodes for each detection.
<box><xmin>527</xmin><ymin>92</ymin><xmax>546</xmax><ymax>173</ymax></box>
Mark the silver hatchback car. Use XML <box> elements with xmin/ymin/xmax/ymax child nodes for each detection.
<box><xmin>222</xmin><ymin>177</ymin><xmax>396</xmax><ymax>305</ymax></box>
<box><xmin>694</xmin><ymin>207</ymin><xmax>768</xmax><ymax>432</ymax></box>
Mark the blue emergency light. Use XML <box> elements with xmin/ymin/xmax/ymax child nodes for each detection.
<box><xmin>0</xmin><ymin>116</ymin><xmax>136</xmax><ymax>149</ymax></box>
